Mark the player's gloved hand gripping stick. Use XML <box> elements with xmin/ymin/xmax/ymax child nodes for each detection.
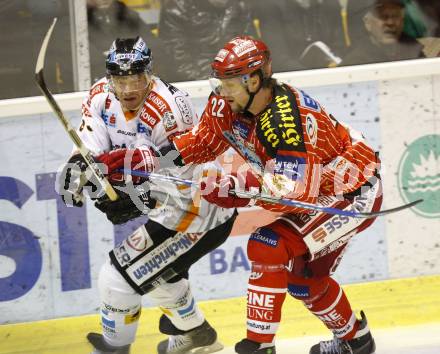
<box><xmin>118</xmin><ymin>168</ymin><xmax>422</xmax><ymax>219</ymax></box>
<box><xmin>35</xmin><ymin>18</ymin><xmax>118</xmax><ymax>202</ymax></box>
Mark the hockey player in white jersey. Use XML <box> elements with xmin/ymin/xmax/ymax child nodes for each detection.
<box><xmin>59</xmin><ymin>37</ymin><xmax>236</xmax><ymax>354</ymax></box>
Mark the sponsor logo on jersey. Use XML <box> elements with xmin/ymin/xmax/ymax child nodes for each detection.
<box><xmin>103</xmin><ymin>303</ymin><xmax>131</xmax><ymax>313</ymax></box>
<box><xmin>177</xmin><ymin>297</ymin><xmax>196</xmax><ymax>317</ymax></box>
<box><xmin>140</xmin><ymin>104</ymin><xmax>160</xmax><ymax>129</ymax></box>
<box><xmin>116</xmin><ymin>129</ymin><xmax>136</xmax><ymax>137</ymax></box>
<box><xmin>113</xmin><ymin>244</ymin><xmax>131</xmax><ymax>266</ymax></box>
<box><xmin>274</xmin><ymin>154</ymin><xmax>306</xmax><ymax>181</ymax></box>
<box><xmin>247</xmin><ymin>290</ymin><xmax>276</xmax><ymax>322</ymax></box>
<box><xmin>298</xmin><ymin>89</ymin><xmax>321</xmax><ymax>112</ymax></box>
<box><xmin>249</xmin><ymin>228</ymin><xmax>279</xmax><ymax>248</ymax></box>
<box><xmin>105</xmin><ymin>97</ymin><xmax>112</xmax><ymax>109</ymax></box>
<box><xmin>147</xmin><ymin>91</ymin><xmax>170</xmax><ymax>114</ymax></box>
<box><xmin>102</xmin><ymin>316</ymin><xmax>116</xmax><ymax>329</ymax></box>
<box><xmin>246</xmin><ymin>320</ymin><xmax>278</xmax><ymax>334</ymax></box>
<box><xmin>317</xmin><ymin>309</ymin><xmax>348</xmax><ymax>329</ymax></box>
<box><xmin>275</xmin><ymin>94</ymin><xmax>302</xmax><ymax>147</ymax></box>
<box><xmin>89</xmin><ymin>82</ymin><xmax>107</xmax><ymax>100</ymax></box>
<box><xmin>113</xmin><ymin>226</ymin><xmax>154</xmax><ymax>267</ymax></box>
<box><xmin>231</xmin><ymin>38</ymin><xmax>257</xmax><ymax>57</ymax></box>
<box><xmin>287</xmin><ymin>284</ymin><xmax>310</xmax><ymax>298</ymax></box>
<box><xmin>311</xmin><ymin>227</ymin><xmax>327</xmax><ymax>243</ymax></box>
<box><xmin>306</xmin><ymin>113</ymin><xmax>318</xmax><ymax>147</ymax></box>
<box><xmin>398</xmin><ymin>134</ymin><xmax>440</xmax><ymax>218</ymax></box>
<box><xmin>175</xmin><ymin>96</ymin><xmax>193</xmax><ymax>125</ymax></box>
<box><xmin>258</xmin><ymin>108</ymin><xmax>280</xmax><ymax>149</ymax></box>
<box><xmin>109</xmin><ymin>113</ymin><xmax>116</xmax><ymax>127</ymax></box>
<box><xmin>249</xmin><ymin>272</ymin><xmax>263</xmax><ymax>280</ymax></box>
<box><xmin>163</xmin><ymin>111</ymin><xmax>177</xmax><ymax>132</ymax></box>
<box><xmin>314</xmin><ymin>230</ymin><xmax>357</xmax><ymax>259</ymax></box>
<box><xmin>137</xmin><ymin>122</ymin><xmax>151</xmax><ymax>137</ymax></box>
<box><xmin>126</xmin><ymin>227</ymin><xmax>152</xmax><ymax>251</ymax></box>
<box><xmin>128</xmin><ymin>232</ymin><xmax>205</xmax><ymax>284</ymax></box>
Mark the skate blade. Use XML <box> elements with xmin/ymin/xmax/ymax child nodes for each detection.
<box><xmin>187</xmin><ymin>340</ymin><xmax>224</xmax><ymax>354</ymax></box>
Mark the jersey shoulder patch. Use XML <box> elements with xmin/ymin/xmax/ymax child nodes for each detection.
<box><xmin>256</xmin><ymin>84</ymin><xmax>307</xmax><ymax>157</ymax></box>
<box><xmin>88</xmin><ymin>80</ymin><xmax>110</xmax><ymax>102</ymax></box>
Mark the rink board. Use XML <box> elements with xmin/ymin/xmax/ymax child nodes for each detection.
<box><xmin>1</xmin><ymin>58</ymin><xmax>440</xmax><ymax>323</ymax></box>
<box><xmin>0</xmin><ymin>275</ymin><xmax>439</xmax><ymax>354</ymax></box>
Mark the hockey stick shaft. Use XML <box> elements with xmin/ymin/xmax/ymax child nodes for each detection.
<box><xmin>118</xmin><ymin>169</ymin><xmax>422</xmax><ymax>218</ymax></box>
<box><xmin>35</xmin><ymin>18</ymin><xmax>118</xmax><ymax>201</ymax></box>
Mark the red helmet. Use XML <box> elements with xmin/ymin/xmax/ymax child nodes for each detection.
<box><xmin>211</xmin><ymin>36</ymin><xmax>272</xmax><ymax>79</ymax></box>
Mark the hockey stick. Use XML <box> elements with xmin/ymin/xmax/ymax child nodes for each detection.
<box><xmin>35</xmin><ymin>18</ymin><xmax>118</xmax><ymax>201</ymax></box>
<box><xmin>118</xmin><ymin>169</ymin><xmax>423</xmax><ymax>219</ymax></box>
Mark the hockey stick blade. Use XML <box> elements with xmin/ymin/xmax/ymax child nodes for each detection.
<box><xmin>118</xmin><ymin>169</ymin><xmax>423</xmax><ymax>218</ymax></box>
<box><xmin>35</xmin><ymin>18</ymin><xmax>118</xmax><ymax>201</ymax></box>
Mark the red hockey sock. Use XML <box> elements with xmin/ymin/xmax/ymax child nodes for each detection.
<box><xmin>305</xmin><ymin>277</ymin><xmax>359</xmax><ymax>340</ymax></box>
<box><xmin>246</xmin><ymin>265</ymin><xmax>287</xmax><ymax>343</ymax></box>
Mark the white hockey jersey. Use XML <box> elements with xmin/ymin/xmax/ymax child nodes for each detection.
<box><xmin>77</xmin><ymin>76</ymin><xmax>234</xmax><ymax>232</ymax></box>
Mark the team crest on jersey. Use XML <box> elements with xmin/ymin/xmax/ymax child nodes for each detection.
<box><xmin>163</xmin><ymin>111</ymin><xmax>178</xmax><ymax>132</ymax></box>
<box><xmin>305</xmin><ymin>113</ymin><xmax>318</xmax><ymax>147</ymax></box>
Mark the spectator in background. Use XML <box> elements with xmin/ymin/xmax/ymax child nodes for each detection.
<box><xmin>87</xmin><ymin>0</ymin><xmax>154</xmax><ymax>82</ymax></box>
<box><xmin>0</xmin><ymin>0</ymin><xmax>73</xmax><ymax>99</ymax></box>
<box><xmin>342</xmin><ymin>0</ymin><xmax>424</xmax><ymax>66</ymax></box>
<box><xmin>157</xmin><ymin>0</ymin><xmax>253</xmax><ymax>82</ymax></box>
<box><xmin>406</xmin><ymin>0</ymin><xmax>440</xmax><ymax>38</ymax></box>
<box><xmin>251</xmin><ymin>0</ymin><xmax>356</xmax><ymax>72</ymax></box>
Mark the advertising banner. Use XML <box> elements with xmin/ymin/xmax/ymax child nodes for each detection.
<box><xmin>0</xmin><ymin>71</ymin><xmax>439</xmax><ymax>323</ymax></box>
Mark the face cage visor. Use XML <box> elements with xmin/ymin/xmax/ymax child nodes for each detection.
<box><xmin>209</xmin><ymin>74</ymin><xmax>251</xmax><ymax>97</ymax></box>
<box><xmin>109</xmin><ymin>72</ymin><xmax>152</xmax><ymax>95</ymax></box>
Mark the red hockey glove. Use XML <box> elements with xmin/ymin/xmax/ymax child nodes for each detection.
<box><xmin>96</xmin><ymin>147</ymin><xmax>157</xmax><ymax>183</ymax></box>
<box><xmin>200</xmin><ymin>170</ymin><xmax>261</xmax><ymax>209</ymax></box>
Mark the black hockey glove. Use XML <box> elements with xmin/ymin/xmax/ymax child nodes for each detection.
<box><xmin>94</xmin><ymin>182</ymin><xmax>157</xmax><ymax>224</ymax></box>
<box><xmin>58</xmin><ymin>154</ymin><xmax>99</xmax><ymax>207</ymax></box>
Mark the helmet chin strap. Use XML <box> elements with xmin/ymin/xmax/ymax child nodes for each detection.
<box><xmin>242</xmin><ymin>71</ymin><xmax>263</xmax><ymax>114</ymax></box>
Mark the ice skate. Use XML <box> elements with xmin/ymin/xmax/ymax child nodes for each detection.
<box><xmin>309</xmin><ymin>311</ymin><xmax>376</xmax><ymax>354</ymax></box>
<box><xmin>234</xmin><ymin>339</ymin><xmax>276</xmax><ymax>354</ymax></box>
<box><xmin>87</xmin><ymin>332</ymin><xmax>131</xmax><ymax>354</ymax></box>
<box><xmin>157</xmin><ymin>315</ymin><xmax>224</xmax><ymax>354</ymax></box>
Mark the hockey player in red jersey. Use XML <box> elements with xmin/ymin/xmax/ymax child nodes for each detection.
<box><xmin>100</xmin><ymin>36</ymin><xmax>383</xmax><ymax>354</ymax></box>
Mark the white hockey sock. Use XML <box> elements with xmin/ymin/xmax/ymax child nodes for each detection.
<box><xmin>98</xmin><ymin>260</ymin><xmax>142</xmax><ymax>347</ymax></box>
<box><xmin>147</xmin><ymin>278</ymin><xmax>205</xmax><ymax>331</ymax></box>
